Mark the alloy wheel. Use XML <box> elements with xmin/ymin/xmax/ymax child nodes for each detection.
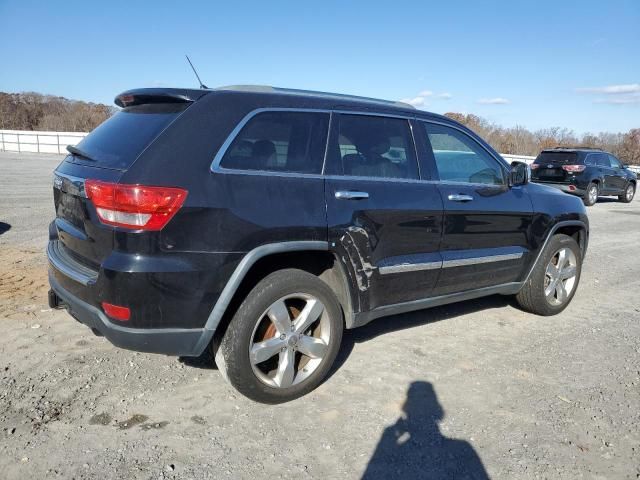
<box><xmin>249</xmin><ymin>293</ymin><xmax>330</xmax><ymax>388</ymax></box>
<box><xmin>588</xmin><ymin>184</ymin><xmax>598</xmax><ymax>204</ymax></box>
<box><xmin>544</xmin><ymin>247</ymin><xmax>578</xmax><ymax>306</ymax></box>
<box><xmin>627</xmin><ymin>184</ymin><xmax>635</xmax><ymax>201</ymax></box>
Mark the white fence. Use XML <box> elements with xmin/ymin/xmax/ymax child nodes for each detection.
<box><xmin>1</xmin><ymin>130</ymin><xmax>638</xmax><ymax>174</ymax></box>
<box><xmin>501</xmin><ymin>153</ymin><xmax>536</xmax><ymax>165</ymax></box>
<box><xmin>0</xmin><ymin>129</ymin><xmax>87</xmax><ymax>154</ymax></box>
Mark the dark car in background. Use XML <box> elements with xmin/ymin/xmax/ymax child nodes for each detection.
<box><xmin>530</xmin><ymin>148</ymin><xmax>637</xmax><ymax>206</ymax></box>
<box><xmin>48</xmin><ymin>85</ymin><xmax>589</xmax><ymax>403</ymax></box>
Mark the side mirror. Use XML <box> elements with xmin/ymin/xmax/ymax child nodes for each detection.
<box><xmin>509</xmin><ymin>161</ymin><xmax>530</xmax><ymax>186</ymax></box>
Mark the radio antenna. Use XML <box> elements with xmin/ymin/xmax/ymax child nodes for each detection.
<box><xmin>185</xmin><ymin>55</ymin><xmax>208</xmax><ymax>89</ymax></box>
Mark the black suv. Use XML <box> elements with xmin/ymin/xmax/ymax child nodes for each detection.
<box><xmin>531</xmin><ymin>148</ymin><xmax>637</xmax><ymax>206</ymax></box>
<box><xmin>48</xmin><ymin>86</ymin><xmax>589</xmax><ymax>403</ymax></box>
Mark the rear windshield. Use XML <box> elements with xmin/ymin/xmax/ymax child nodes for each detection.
<box><xmin>67</xmin><ymin>103</ymin><xmax>187</xmax><ymax>170</ymax></box>
<box><xmin>534</xmin><ymin>151</ymin><xmax>579</xmax><ymax>164</ymax></box>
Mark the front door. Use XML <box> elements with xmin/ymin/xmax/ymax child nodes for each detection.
<box><xmin>325</xmin><ymin>113</ymin><xmax>443</xmax><ymax>312</ymax></box>
<box><xmin>417</xmin><ymin>121</ymin><xmax>533</xmax><ymax>296</ymax></box>
<box><xmin>607</xmin><ymin>154</ymin><xmax>627</xmax><ymax>192</ymax></box>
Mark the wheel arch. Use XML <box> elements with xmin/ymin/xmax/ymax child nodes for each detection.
<box><xmin>522</xmin><ymin>220</ymin><xmax>588</xmax><ymax>286</ymax></box>
<box><xmin>193</xmin><ymin>242</ymin><xmax>355</xmax><ymax>356</ymax></box>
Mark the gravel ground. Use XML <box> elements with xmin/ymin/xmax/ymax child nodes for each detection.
<box><xmin>0</xmin><ymin>151</ymin><xmax>639</xmax><ymax>479</ymax></box>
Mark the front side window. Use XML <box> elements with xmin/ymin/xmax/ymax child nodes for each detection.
<box><xmin>422</xmin><ymin>123</ymin><xmax>505</xmax><ymax>185</ymax></box>
<box><xmin>331</xmin><ymin>114</ymin><xmax>419</xmax><ymax>179</ymax></box>
<box><xmin>608</xmin><ymin>154</ymin><xmax>622</xmax><ymax>168</ymax></box>
<box><xmin>220</xmin><ymin>111</ymin><xmax>329</xmax><ymax>174</ymax></box>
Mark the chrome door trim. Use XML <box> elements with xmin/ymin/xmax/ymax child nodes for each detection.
<box><xmin>379</xmin><ymin>261</ymin><xmax>442</xmax><ymax>275</ymax></box>
<box><xmin>442</xmin><ymin>252</ymin><xmax>523</xmax><ymax>268</ymax></box>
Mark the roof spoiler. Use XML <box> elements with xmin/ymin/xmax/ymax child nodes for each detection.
<box><xmin>114</xmin><ymin>88</ymin><xmax>209</xmax><ymax>108</ymax></box>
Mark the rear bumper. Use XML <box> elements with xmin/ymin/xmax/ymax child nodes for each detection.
<box><xmin>49</xmin><ymin>273</ymin><xmax>210</xmax><ymax>356</ymax></box>
<box><xmin>533</xmin><ymin>181</ymin><xmax>585</xmax><ymax>196</ymax></box>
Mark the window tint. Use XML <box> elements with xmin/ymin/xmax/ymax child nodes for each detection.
<box><xmin>596</xmin><ymin>154</ymin><xmax>610</xmax><ymax>167</ymax></box>
<box><xmin>608</xmin><ymin>154</ymin><xmax>622</xmax><ymax>168</ymax></box>
<box><xmin>584</xmin><ymin>154</ymin><xmax>595</xmax><ymax>166</ymax></box>
<box><xmin>332</xmin><ymin>115</ymin><xmax>418</xmax><ymax>179</ymax></box>
<box><xmin>220</xmin><ymin>111</ymin><xmax>329</xmax><ymax>174</ymax></box>
<box><xmin>70</xmin><ymin>103</ymin><xmax>187</xmax><ymax>170</ymax></box>
<box><xmin>423</xmin><ymin>123</ymin><xmax>505</xmax><ymax>185</ymax></box>
<box><xmin>535</xmin><ymin>151</ymin><xmax>578</xmax><ymax>164</ymax></box>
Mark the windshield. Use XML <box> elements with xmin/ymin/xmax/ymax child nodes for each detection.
<box><xmin>67</xmin><ymin>103</ymin><xmax>187</xmax><ymax>170</ymax></box>
<box><xmin>534</xmin><ymin>151</ymin><xmax>579</xmax><ymax>164</ymax></box>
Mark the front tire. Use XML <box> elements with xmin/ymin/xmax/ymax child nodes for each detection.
<box><xmin>618</xmin><ymin>183</ymin><xmax>635</xmax><ymax>203</ymax></box>
<box><xmin>583</xmin><ymin>182</ymin><xmax>598</xmax><ymax>206</ymax></box>
<box><xmin>215</xmin><ymin>269</ymin><xmax>343</xmax><ymax>404</ymax></box>
<box><xmin>516</xmin><ymin>234</ymin><xmax>582</xmax><ymax>316</ymax></box>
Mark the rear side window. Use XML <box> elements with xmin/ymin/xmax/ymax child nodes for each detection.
<box><xmin>596</xmin><ymin>154</ymin><xmax>610</xmax><ymax>167</ymax></box>
<box><xmin>330</xmin><ymin>114</ymin><xmax>418</xmax><ymax>179</ymax></box>
<box><xmin>220</xmin><ymin>111</ymin><xmax>329</xmax><ymax>174</ymax></box>
<box><xmin>422</xmin><ymin>123</ymin><xmax>505</xmax><ymax>185</ymax></box>
<box><xmin>534</xmin><ymin>152</ymin><xmax>579</xmax><ymax>164</ymax></box>
<box><xmin>69</xmin><ymin>103</ymin><xmax>187</xmax><ymax>170</ymax></box>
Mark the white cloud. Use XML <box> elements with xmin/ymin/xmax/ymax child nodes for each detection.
<box><xmin>400</xmin><ymin>96</ymin><xmax>427</xmax><ymax>107</ymax></box>
<box><xmin>399</xmin><ymin>89</ymin><xmax>453</xmax><ymax>107</ymax></box>
<box><xmin>477</xmin><ymin>97</ymin><xmax>510</xmax><ymax>105</ymax></box>
<box><xmin>577</xmin><ymin>83</ymin><xmax>640</xmax><ymax>94</ymax></box>
<box><xmin>594</xmin><ymin>95</ymin><xmax>640</xmax><ymax>105</ymax></box>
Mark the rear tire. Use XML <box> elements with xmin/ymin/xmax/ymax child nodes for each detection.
<box><xmin>583</xmin><ymin>182</ymin><xmax>598</xmax><ymax>206</ymax></box>
<box><xmin>215</xmin><ymin>269</ymin><xmax>343</xmax><ymax>404</ymax></box>
<box><xmin>618</xmin><ymin>183</ymin><xmax>635</xmax><ymax>203</ymax></box>
<box><xmin>516</xmin><ymin>234</ymin><xmax>582</xmax><ymax>316</ymax></box>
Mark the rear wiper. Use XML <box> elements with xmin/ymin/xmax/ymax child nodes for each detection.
<box><xmin>66</xmin><ymin>145</ymin><xmax>96</xmax><ymax>162</ymax></box>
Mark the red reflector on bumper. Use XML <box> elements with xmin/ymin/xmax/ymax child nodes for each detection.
<box><xmin>102</xmin><ymin>302</ymin><xmax>131</xmax><ymax>321</ymax></box>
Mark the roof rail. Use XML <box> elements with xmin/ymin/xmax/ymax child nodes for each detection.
<box><xmin>550</xmin><ymin>146</ymin><xmax>601</xmax><ymax>150</ymax></box>
<box><xmin>214</xmin><ymin>84</ymin><xmax>416</xmax><ymax>109</ymax></box>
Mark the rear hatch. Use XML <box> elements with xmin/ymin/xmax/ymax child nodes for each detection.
<box><xmin>53</xmin><ymin>96</ymin><xmax>194</xmax><ymax>269</ymax></box>
<box><xmin>531</xmin><ymin>151</ymin><xmax>579</xmax><ymax>182</ymax></box>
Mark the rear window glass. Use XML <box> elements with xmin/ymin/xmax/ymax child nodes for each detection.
<box><xmin>220</xmin><ymin>111</ymin><xmax>329</xmax><ymax>174</ymax></box>
<box><xmin>67</xmin><ymin>103</ymin><xmax>186</xmax><ymax>170</ymax></box>
<box><xmin>534</xmin><ymin>152</ymin><xmax>579</xmax><ymax>164</ymax></box>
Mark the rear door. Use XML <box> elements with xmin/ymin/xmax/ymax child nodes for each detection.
<box><xmin>418</xmin><ymin>121</ymin><xmax>533</xmax><ymax>296</ymax></box>
<box><xmin>325</xmin><ymin>113</ymin><xmax>443</xmax><ymax>311</ymax></box>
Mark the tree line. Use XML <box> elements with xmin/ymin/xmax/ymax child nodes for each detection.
<box><xmin>0</xmin><ymin>92</ymin><xmax>115</xmax><ymax>133</ymax></box>
<box><xmin>445</xmin><ymin>112</ymin><xmax>640</xmax><ymax>165</ymax></box>
<box><xmin>1</xmin><ymin>91</ymin><xmax>638</xmax><ymax>164</ymax></box>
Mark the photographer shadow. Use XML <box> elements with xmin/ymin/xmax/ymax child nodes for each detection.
<box><xmin>363</xmin><ymin>381</ymin><xmax>489</xmax><ymax>480</ymax></box>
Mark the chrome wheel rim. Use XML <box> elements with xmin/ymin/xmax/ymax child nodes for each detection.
<box><xmin>589</xmin><ymin>185</ymin><xmax>598</xmax><ymax>204</ymax></box>
<box><xmin>627</xmin><ymin>184</ymin><xmax>634</xmax><ymax>201</ymax></box>
<box><xmin>544</xmin><ymin>247</ymin><xmax>578</xmax><ymax>306</ymax></box>
<box><xmin>249</xmin><ymin>293</ymin><xmax>330</xmax><ymax>388</ymax></box>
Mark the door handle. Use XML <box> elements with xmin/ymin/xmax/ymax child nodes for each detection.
<box><xmin>335</xmin><ymin>190</ymin><xmax>369</xmax><ymax>200</ymax></box>
<box><xmin>447</xmin><ymin>194</ymin><xmax>474</xmax><ymax>202</ymax></box>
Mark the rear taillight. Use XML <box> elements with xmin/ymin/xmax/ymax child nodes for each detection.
<box><xmin>85</xmin><ymin>180</ymin><xmax>187</xmax><ymax>231</ymax></box>
<box><xmin>530</xmin><ymin>164</ymin><xmax>540</xmax><ymax>170</ymax></box>
<box><xmin>562</xmin><ymin>165</ymin><xmax>586</xmax><ymax>173</ymax></box>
